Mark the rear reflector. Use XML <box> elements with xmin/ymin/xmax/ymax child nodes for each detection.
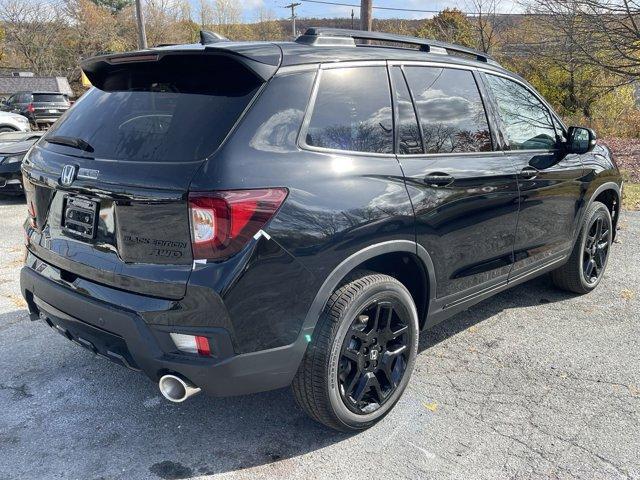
<box><xmin>188</xmin><ymin>188</ymin><xmax>288</xmax><ymax>261</ymax></box>
<box><xmin>170</xmin><ymin>333</ymin><xmax>212</xmax><ymax>356</ymax></box>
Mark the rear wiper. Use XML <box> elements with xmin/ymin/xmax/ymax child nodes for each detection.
<box><xmin>46</xmin><ymin>135</ymin><xmax>95</xmax><ymax>153</ymax></box>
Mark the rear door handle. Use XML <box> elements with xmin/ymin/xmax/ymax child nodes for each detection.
<box><xmin>520</xmin><ymin>166</ymin><xmax>539</xmax><ymax>179</ymax></box>
<box><xmin>423</xmin><ymin>172</ymin><xmax>454</xmax><ymax>187</ymax></box>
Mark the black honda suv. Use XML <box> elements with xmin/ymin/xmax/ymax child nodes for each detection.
<box><xmin>20</xmin><ymin>29</ymin><xmax>622</xmax><ymax>432</ymax></box>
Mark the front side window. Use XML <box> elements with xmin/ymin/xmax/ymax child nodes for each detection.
<box><xmin>305</xmin><ymin>66</ymin><xmax>393</xmax><ymax>154</ymax></box>
<box><xmin>403</xmin><ymin>66</ymin><xmax>492</xmax><ymax>154</ymax></box>
<box><xmin>485</xmin><ymin>74</ymin><xmax>557</xmax><ymax>150</ymax></box>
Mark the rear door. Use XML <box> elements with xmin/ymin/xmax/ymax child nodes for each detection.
<box><xmin>393</xmin><ymin>64</ymin><xmax>520</xmax><ymax>301</ymax></box>
<box><xmin>22</xmin><ymin>52</ymin><xmax>268</xmax><ymax>299</ymax></box>
<box><xmin>480</xmin><ymin>73</ymin><xmax>584</xmax><ymax>277</ymax></box>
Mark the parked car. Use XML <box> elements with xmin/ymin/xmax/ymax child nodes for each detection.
<box><xmin>1</xmin><ymin>91</ymin><xmax>70</xmax><ymax>130</ymax></box>
<box><xmin>0</xmin><ymin>110</ymin><xmax>31</xmax><ymax>133</ymax></box>
<box><xmin>19</xmin><ymin>29</ymin><xmax>622</xmax><ymax>432</ymax></box>
<box><xmin>0</xmin><ymin>132</ymin><xmax>43</xmax><ymax>195</ymax></box>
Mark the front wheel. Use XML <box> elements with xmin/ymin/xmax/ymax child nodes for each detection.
<box><xmin>551</xmin><ymin>201</ymin><xmax>613</xmax><ymax>294</ymax></box>
<box><xmin>292</xmin><ymin>272</ymin><xmax>419</xmax><ymax>432</ymax></box>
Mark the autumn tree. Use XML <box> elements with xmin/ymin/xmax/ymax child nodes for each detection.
<box><xmin>417</xmin><ymin>8</ymin><xmax>475</xmax><ymax>48</ymax></box>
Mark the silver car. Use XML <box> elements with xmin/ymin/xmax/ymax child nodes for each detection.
<box><xmin>0</xmin><ymin>111</ymin><xmax>30</xmax><ymax>133</ymax></box>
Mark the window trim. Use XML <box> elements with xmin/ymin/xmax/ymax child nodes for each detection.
<box><xmin>297</xmin><ymin>62</ymin><xmax>397</xmax><ymax>158</ymax></box>
<box><xmin>296</xmin><ymin>59</ymin><xmax>565</xmax><ymax>158</ymax></box>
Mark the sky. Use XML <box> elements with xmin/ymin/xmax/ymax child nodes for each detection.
<box><xmin>199</xmin><ymin>0</ymin><xmax>521</xmax><ymax>23</ymax></box>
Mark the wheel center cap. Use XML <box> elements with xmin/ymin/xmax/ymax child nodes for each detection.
<box><xmin>369</xmin><ymin>348</ymin><xmax>379</xmax><ymax>361</ymax></box>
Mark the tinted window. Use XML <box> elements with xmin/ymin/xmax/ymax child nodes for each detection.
<box><xmin>485</xmin><ymin>74</ymin><xmax>557</xmax><ymax>150</ymax></box>
<box><xmin>305</xmin><ymin>67</ymin><xmax>393</xmax><ymax>154</ymax></box>
<box><xmin>32</xmin><ymin>93</ymin><xmax>67</xmax><ymax>103</ymax></box>
<box><xmin>404</xmin><ymin>67</ymin><xmax>492</xmax><ymax>154</ymax></box>
<box><xmin>44</xmin><ymin>55</ymin><xmax>262</xmax><ymax>162</ymax></box>
<box><xmin>391</xmin><ymin>67</ymin><xmax>423</xmax><ymax>155</ymax></box>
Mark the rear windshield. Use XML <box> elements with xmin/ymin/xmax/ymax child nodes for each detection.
<box><xmin>44</xmin><ymin>55</ymin><xmax>262</xmax><ymax>162</ymax></box>
<box><xmin>32</xmin><ymin>94</ymin><xmax>67</xmax><ymax>103</ymax></box>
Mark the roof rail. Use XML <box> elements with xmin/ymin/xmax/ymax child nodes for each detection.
<box><xmin>295</xmin><ymin>27</ymin><xmax>499</xmax><ymax>66</ymax></box>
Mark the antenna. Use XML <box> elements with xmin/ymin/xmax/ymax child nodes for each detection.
<box><xmin>284</xmin><ymin>2</ymin><xmax>302</xmax><ymax>38</ymax></box>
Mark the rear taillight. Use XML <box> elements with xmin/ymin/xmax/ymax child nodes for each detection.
<box><xmin>188</xmin><ymin>188</ymin><xmax>288</xmax><ymax>261</ymax></box>
<box><xmin>26</xmin><ymin>103</ymin><xmax>35</xmax><ymax>113</ymax></box>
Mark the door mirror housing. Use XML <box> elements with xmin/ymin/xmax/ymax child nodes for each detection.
<box><xmin>566</xmin><ymin>126</ymin><xmax>596</xmax><ymax>154</ymax></box>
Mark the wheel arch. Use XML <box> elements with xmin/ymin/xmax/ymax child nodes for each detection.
<box><xmin>302</xmin><ymin>241</ymin><xmax>436</xmax><ymax>335</ymax></box>
<box><xmin>585</xmin><ymin>182</ymin><xmax>621</xmax><ymax>239</ymax></box>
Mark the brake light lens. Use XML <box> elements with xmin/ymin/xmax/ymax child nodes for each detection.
<box><xmin>26</xmin><ymin>103</ymin><xmax>35</xmax><ymax>113</ymax></box>
<box><xmin>188</xmin><ymin>188</ymin><xmax>288</xmax><ymax>261</ymax></box>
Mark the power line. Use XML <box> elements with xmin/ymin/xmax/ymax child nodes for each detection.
<box><xmin>298</xmin><ymin>0</ymin><xmax>518</xmax><ymax>16</ymax></box>
<box><xmin>300</xmin><ymin>0</ymin><xmax>449</xmax><ymax>14</ymax></box>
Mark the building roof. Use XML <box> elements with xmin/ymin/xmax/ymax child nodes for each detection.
<box><xmin>0</xmin><ymin>75</ymin><xmax>73</xmax><ymax>97</ymax></box>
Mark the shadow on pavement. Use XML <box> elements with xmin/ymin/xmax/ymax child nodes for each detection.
<box><xmin>0</xmin><ymin>274</ymin><xmax>574</xmax><ymax>478</ymax></box>
<box><xmin>0</xmin><ymin>194</ymin><xmax>25</xmax><ymax>206</ymax></box>
<box><xmin>419</xmin><ymin>273</ymin><xmax>574</xmax><ymax>352</ymax></box>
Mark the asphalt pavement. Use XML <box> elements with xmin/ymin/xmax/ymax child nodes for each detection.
<box><xmin>0</xmin><ymin>195</ymin><xmax>638</xmax><ymax>480</ymax></box>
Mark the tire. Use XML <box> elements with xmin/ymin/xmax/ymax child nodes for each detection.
<box><xmin>292</xmin><ymin>271</ymin><xmax>419</xmax><ymax>432</ymax></box>
<box><xmin>0</xmin><ymin>126</ymin><xmax>16</xmax><ymax>133</ymax></box>
<box><xmin>551</xmin><ymin>201</ymin><xmax>613</xmax><ymax>294</ymax></box>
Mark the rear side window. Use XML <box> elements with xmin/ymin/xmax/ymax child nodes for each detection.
<box><xmin>403</xmin><ymin>66</ymin><xmax>492</xmax><ymax>154</ymax></box>
<box><xmin>305</xmin><ymin>66</ymin><xmax>393</xmax><ymax>154</ymax></box>
<box><xmin>33</xmin><ymin>94</ymin><xmax>67</xmax><ymax>103</ymax></box>
<box><xmin>484</xmin><ymin>74</ymin><xmax>557</xmax><ymax>150</ymax></box>
<box><xmin>44</xmin><ymin>55</ymin><xmax>262</xmax><ymax>162</ymax></box>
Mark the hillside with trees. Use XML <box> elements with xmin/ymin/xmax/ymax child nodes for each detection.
<box><xmin>1</xmin><ymin>0</ymin><xmax>639</xmax><ymax>207</ymax></box>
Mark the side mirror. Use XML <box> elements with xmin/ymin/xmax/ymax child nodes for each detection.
<box><xmin>567</xmin><ymin>126</ymin><xmax>596</xmax><ymax>154</ymax></box>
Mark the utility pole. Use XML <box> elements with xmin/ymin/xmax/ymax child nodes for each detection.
<box><xmin>284</xmin><ymin>3</ymin><xmax>301</xmax><ymax>38</ymax></box>
<box><xmin>134</xmin><ymin>0</ymin><xmax>148</xmax><ymax>49</ymax></box>
<box><xmin>360</xmin><ymin>0</ymin><xmax>372</xmax><ymax>31</ymax></box>
<box><xmin>351</xmin><ymin>9</ymin><xmax>355</xmax><ymax>29</ymax></box>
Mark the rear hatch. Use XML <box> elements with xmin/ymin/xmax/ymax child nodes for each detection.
<box><xmin>29</xmin><ymin>93</ymin><xmax>70</xmax><ymax>121</ymax></box>
<box><xmin>22</xmin><ymin>47</ymin><xmax>279</xmax><ymax>299</ymax></box>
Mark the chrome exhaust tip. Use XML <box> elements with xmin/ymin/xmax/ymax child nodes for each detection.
<box><xmin>158</xmin><ymin>374</ymin><xmax>201</xmax><ymax>403</ymax></box>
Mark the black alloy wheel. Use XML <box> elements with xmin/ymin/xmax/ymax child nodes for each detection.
<box><xmin>338</xmin><ymin>299</ymin><xmax>410</xmax><ymax>414</ymax></box>
<box><xmin>292</xmin><ymin>272</ymin><xmax>419</xmax><ymax>431</ymax></box>
<box><xmin>551</xmin><ymin>201</ymin><xmax>613</xmax><ymax>294</ymax></box>
<box><xmin>583</xmin><ymin>215</ymin><xmax>610</xmax><ymax>285</ymax></box>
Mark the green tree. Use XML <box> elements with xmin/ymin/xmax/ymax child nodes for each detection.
<box><xmin>91</xmin><ymin>0</ymin><xmax>131</xmax><ymax>14</ymax></box>
<box><xmin>416</xmin><ymin>9</ymin><xmax>475</xmax><ymax>48</ymax></box>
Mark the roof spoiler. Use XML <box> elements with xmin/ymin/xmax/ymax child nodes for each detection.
<box><xmin>81</xmin><ymin>46</ymin><xmax>281</xmax><ymax>84</ymax></box>
<box><xmin>296</xmin><ymin>27</ymin><xmax>500</xmax><ymax>66</ymax></box>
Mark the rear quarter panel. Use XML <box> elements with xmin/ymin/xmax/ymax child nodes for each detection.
<box><xmin>190</xmin><ymin>70</ymin><xmax>416</xmax><ymax>353</ymax></box>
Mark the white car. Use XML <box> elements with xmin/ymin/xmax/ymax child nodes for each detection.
<box><xmin>0</xmin><ymin>111</ymin><xmax>30</xmax><ymax>133</ymax></box>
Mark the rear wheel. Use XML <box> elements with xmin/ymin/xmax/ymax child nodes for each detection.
<box><xmin>0</xmin><ymin>126</ymin><xmax>16</xmax><ymax>133</ymax></box>
<box><xmin>551</xmin><ymin>201</ymin><xmax>612</xmax><ymax>293</ymax></box>
<box><xmin>292</xmin><ymin>272</ymin><xmax>419</xmax><ymax>432</ymax></box>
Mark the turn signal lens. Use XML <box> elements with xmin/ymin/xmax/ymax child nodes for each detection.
<box><xmin>188</xmin><ymin>188</ymin><xmax>288</xmax><ymax>261</ymax></box>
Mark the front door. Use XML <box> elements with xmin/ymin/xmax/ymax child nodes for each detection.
<box><xmin>392</xmin><ymin>65</ymin><xmax>520</xmax><ymax>302</ymax></box>
<box><xmin>481</xmin><ymin>73</ymin><xmax>585</xmax><ymax>277</ymax></box>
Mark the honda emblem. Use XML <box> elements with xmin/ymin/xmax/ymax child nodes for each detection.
<box><xmin>60</xmin><ymin>165</ymin><xmax>77</xmax><ymax>186</ymax></box>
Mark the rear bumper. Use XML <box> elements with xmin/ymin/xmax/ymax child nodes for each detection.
<box><xmin>20</xmin><ymin>262</ymin><xmax>306</xmax><ymax>397</ymax></box>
